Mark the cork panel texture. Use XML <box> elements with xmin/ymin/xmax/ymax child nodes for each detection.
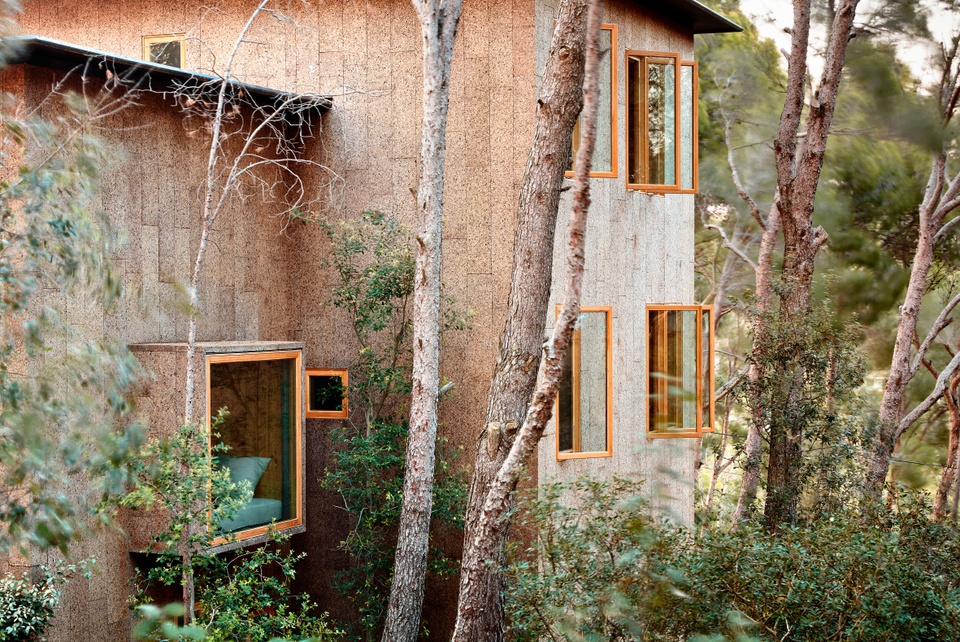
<box><xmin>14</xmin><ymin>0</ymin><xmax>539</xmax><ymax>639</ymax></box>
<box><xmin>0</xmin><ymin>60</ymin><xmax>306</xmax><ymax>640</ymax></box>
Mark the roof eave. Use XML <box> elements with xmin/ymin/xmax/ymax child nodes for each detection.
<box><xmin>3</xmin><ymin>36</ymin><xmax>333</xmax><ymax>118</ymax></box>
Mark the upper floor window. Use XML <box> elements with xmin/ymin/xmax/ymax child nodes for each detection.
<box><xmin>647</xmin><ymin>306</ymin><xmax>713</xmax><ymax>438</ymax></box>
<box><xmin>557</xmin><ymin>306</ymin><xmax>613</xmax><ymax>459</ymax></box>
<box><xmin>568</xmin><ymin>24</ymin><xmax>618</xmax><ymax>178</ymax></box>
<box><xmin>142</xmin><ymin>34</ymin><xmax>185</xmax><ymax>69</ymax></box>
<box><xmin>626</xmin><ymin>52</ymin><xmax>698</xmax><ymax>193</ymax></box>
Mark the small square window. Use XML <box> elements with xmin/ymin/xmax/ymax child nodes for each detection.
<box><xmin>306</xmin><ymin>368</ymin><xmax>348</xmax><ymax>419</ymax></box>
<box><xmin>207</xmin><ymin>351</ymin><xmax>302</xmax><ymax>541</ymax></box>
<box><xmin>142</xmin><ymin>34</ymin><xmax>185</xmax><ymax>69</ymax></box>
<box><xmin>626</xmin><ymin>51</ymin><xmax>698</xmax><ymax>193</ymax></box>
<box><xmin>556</xmin><ymin>306</ymin><xmax>613</xmax><ymax>460</ymax></box>
<box><xmin>646</xmin><ymin>306</ymin><xmax>714</xmax><ymax>438</ymax></box>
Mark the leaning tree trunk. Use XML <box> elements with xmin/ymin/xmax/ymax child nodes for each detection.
<box><xmin>380</xmin><ymin>1</ymin><xmax>463</xmax><ymax>641</ymax></box>
<box><xmin>451</xmin><ymin>2</ymin><xmax>595</xmax><ymax>639</ymax></box>
<box><xmin>733</xmin><ymin>200</ymin><xmax>779</xmax><ymax>521</ymax></box>
<box><xmin>865</xmin><ymin>202</ymin><xmax>936</xmax><ymax>497</ymax></box>
<box><xmin>760</xmin><ymin>0</ymin><xmax>860</xmax><ymax>532</ymax></box>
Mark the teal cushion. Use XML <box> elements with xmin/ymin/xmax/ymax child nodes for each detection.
<box><xmin>217</xmin><ymin>456</ymin><xmax>271</xmax><ymax>492</ymax></box>
<box><xmin>218</xmin><ymin>497</ymin><xmax>282</xmax><ymax>533</ymax></box>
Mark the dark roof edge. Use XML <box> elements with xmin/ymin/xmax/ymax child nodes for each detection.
<box><xmin>4</xmin><ymin>36</ymin><xmax>332</xmax><ymax>116</ymax></box>
<box><xmin>654</xmin><ymin>0</ymin><xmax>743</xmax><ymax>34</ymax></box>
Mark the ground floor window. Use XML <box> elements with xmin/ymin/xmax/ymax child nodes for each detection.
<box><xmin>557</xmin><ymin>306</ymin><xmax>613</xmax><ymax>459</ymax></box>
<box><xmin>207</xmin><ymin>350</ymin><xmax>302</xmax><ymax>540</ymax></box>
<box><xmin>647</xmin><ymin>306</ymin><xmax>714</xmax><ymax>437</ymax></box>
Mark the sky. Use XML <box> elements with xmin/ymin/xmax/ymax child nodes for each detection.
<box><xmin>737</xmin><ymin>0</ymin><xmax>960</xmax><ymax>86</ymax></box>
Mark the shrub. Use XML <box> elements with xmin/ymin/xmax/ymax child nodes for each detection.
<box><xmin>505</xmin><ymin>477</ymin><xmax>960</xmax><ymax>641</ymax></box>
<box><xmin>0</xmin><ymin>562</ymin><xmax>91</xmax><ymax>642</ymax></box>
<box><xmin>124</xmin><ymin>422</ymin><xmax>337</xmax><ymax>642</ymax></box>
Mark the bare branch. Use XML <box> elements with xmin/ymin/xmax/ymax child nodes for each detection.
<box><xmin>724</xmin><ymin>115</ymin><xmax>765</xmax><ymax>229</ymax></box>
<box><xmin>716</xmin><ymin>364</ymin><xmax>750</xmax><ymax>404</ymax></box>
<box><xmin>699</xmin><ymin>204</ymin><xmax>758</xmax><ymax>271</ymax></box>
<box><xmin>898</xmin><ymin>349</ymin><xmax>960</xmax><ymax>439</ymax></box>
<box><xmin>910</xmin><ymin>290</ymin><xmax>960</xmax><ymax>378</ymax></box>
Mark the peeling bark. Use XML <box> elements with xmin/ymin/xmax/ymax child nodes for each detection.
<box><xmin>933</xmin><ymin>374</ymin><xmax>960</xmax><ymax>520</ymax></box>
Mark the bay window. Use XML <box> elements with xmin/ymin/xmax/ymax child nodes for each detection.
<box><xmin>207</xmin><ymin>350</ymin><xmax>302</xmax><ymax>541</ymax></box>
<box><xmin>626</xmin><ymin>52</ymin><xmax>698</xmax><ymax>193</ymax></box>
<box><xmin>647</xmin><ymin>306</ymin><xmax>713</xmax><ymax>437</ymax></box>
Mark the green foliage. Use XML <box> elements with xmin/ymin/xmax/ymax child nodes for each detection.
<box><xmin>739</xmin><ymin>291</ymin><xmax>867</xmax><ymax>517</ymax></box>
<box><xmin>323</xmin><ymin>420</ymin><xmax>466</xmax><ymax>639</ymax></box>
<box><xmin>0</xmin><ymin>561</ymin><xmax>92</xmax><ymax>642</ymax></box>
<box><xmin>133</xmin><ymin>604</ymin><xmax>206</xmax><ymax>642</ymax></box>
<box><xmin>506</xmin><ymin>477</ymin><xmax>960</xmax><ymax>642</ymax></box>
<box><xmin>0</xmin><ymin>47</ymin><xmax>143</xmax><ymax>554</ymax></box>
<box><xmin>123</xmin><ymin>420</ymin><xmax>336</xmax><ymax>642</ymax></box>
<box><xmin>503</xmin><ymin>477</ymin><xmax>683</xmax><ymax>642</ymax></box>
<box><xmin>122</xmin><ymin>417</ymin><xmax>247</xmax><ymax>570</ymax></box>
<box><xmin>318</xmin><ymin>210</ymin><xmax>468</xmax><ymax>639</ymax></box>
<box><xmin>321</xmin><ymin>210</ymin><xmax>416</xmax><ymax>420</ymax></box>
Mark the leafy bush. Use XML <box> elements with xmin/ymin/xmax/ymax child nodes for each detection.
<box><xmin>505</xmin><ymin>477</ymin><xmax>960</xmax><ymax>641</ymax></box>
<box><xmin>323</xmin><ymin>419</ymin><xmax>466</xmax><ymax>638</ymax></box>
<box><xmin>124</xmin><ymin>421</ymin><xmax>337</xmax><ymax>642</ymax></box>
<box><xmin>0</xmin><ymin>562</ymin><xmax>91</xmax><ymax>642</ymax></box>
<box><xmin>319</xmin><ymin>210</ymin><xmax>468</xmax><ymax>640</ymax></box>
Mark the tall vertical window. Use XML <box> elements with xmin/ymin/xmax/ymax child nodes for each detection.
<box><xmin>568</xmin><ymin>24</ymin><xmax>618</xmax><ymax>178</ymax></box>
<box><xmin>207</xmin><ymin>351</ymin><xmax>302</xmax><ymax>541</ymax></box>
<box><xmin>647</xmin><ymin>306</ymin><xmax>713</xmax><ymax>437</ymax></box>
<box><xmin>626</xmin><ymin>52</ymin><xmax>698</xmax><ymax>193</ymax></box>
<box><xmin>142</xmin><ymin>34</ymin><xmax>186</xmax><ymax>68</ymax></box>
<box><xmin>556</xmin><ymin>307</ymin><xmax>613</xmax><ymax>459</ymax></box>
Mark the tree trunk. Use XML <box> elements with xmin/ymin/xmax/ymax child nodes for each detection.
<box><xmin>933</xmin><ymin>376</ymin><xmax>960</xmax><ymax>519</ymax></box>
<box><xmin>865</xmin><ymin>153</ymin><xmax>954</xmax><ymax>499</ymax></box>
<box><xmin>866</xmin><ymin>213</ymin><xmax>936</xmax><ymax>497</ymax></box>
<box><xmin>451</xmin><ymin>2</ymin><xmax>596</xmax><ymax>639</ymax></box>
<box><xmin>380</xmin><ymin>2</ymin><xmax>462</xmax><ymax>640</ymax></box>
<box><xmin>760</xmin><ymin>0</ymin><xmax>860</xmax><ymax>532</ymax></box>
<box><xmin>733</xmin><ymin>201</ymin><xmax>780</xmax><ymax>522</ymax></box>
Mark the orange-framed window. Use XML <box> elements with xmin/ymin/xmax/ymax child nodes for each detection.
<box><xmin>567</xmin><ymin>24</ymin><xmax>618</xmax><ymax>178</ymax></box>
<box><xmin>647</xmin><ymin>306</ymin><xmax>714</xmax><ymax>438</ymax></box>
<box><xmin>626</xmin><ymin>52</ymin><xmax>698</xmax><ymax>194</ymax></box>
<box><xmin>206</xmin><ymin>350</ymin><xmax>302</xmax><ymax>544</ymax></box>
<box><xmin>556</xmin><ymin>306</ymin><xmax>613</xmax><ymax>460</ymax></box>
<box><xmin>306</xmin><ymin>368</ymin><xmax>348</xmax><ymax>419</ymax></box>
<box><xmin>142</xmin><ymin>34</ymin><xmax>186</xmax><ymax>68</ymax></box>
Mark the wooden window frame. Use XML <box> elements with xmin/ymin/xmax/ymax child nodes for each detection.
<box><xmin>565</xmin><ymin>23</ymin><xmax>618</xmax><ymax>180</ymax></box>
<box><xmin>555</xmin><ymin>306</ymin><xmax>614</xmax><ymax>460</ymax></box>
<box><xmin>142</xmin><ymin>33</ymin><xmax>186</xmax><ymax>68</ymax></box>
<box><xmin>206</xmin><ymin>350</ymin><xmax>303</xmax><ymax>545</ymax></box>
<box><xmin>646</xmin><ymin>305</ymin><xmax>714</xmax><ymax>439</ymax></box>
<box><xmin>305</xmin><ymin>367</ymin><xmax>349</xmax><ymax>419</ymax></box>
<box><xmin>625</xmin><ymin>51</ymin><xmax>698</xmax><ymax>194</ymax></box>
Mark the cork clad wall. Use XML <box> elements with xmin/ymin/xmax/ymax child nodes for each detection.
<box><xmin>18</xmin><ymin>0</ymin><xmax>537</xmax><ymax>467</ymax></box>
<box><xmin>9</xmin><ymin>0</ymin><xmax>707</xmax><ymax>638</ymax></box>
<box><xmin>536</xmin><ymin>0</ymin><xmax>698</xmax><ymax>525</ymax></box>
<box><xmin>14</xmin><ymin>0</ymin><xmax>538</xmax><ymax>638</ymax></box>
<box><xmin>0</xmin><ymin>60</ymin><xmax>304</xmax><ymax>638</ymax></box>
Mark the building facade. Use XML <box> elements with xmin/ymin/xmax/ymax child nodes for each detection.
<box><xmin>2</xmin><ymin>0</ymin><xmax>737</xmax><ymax>638</ymax></box>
